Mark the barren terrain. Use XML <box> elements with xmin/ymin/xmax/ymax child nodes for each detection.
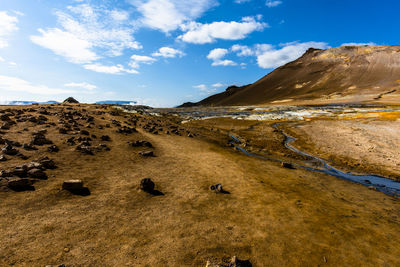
<box><xmin>0</xmin><ymin>104</ymin><xmax>400</xmax><ymax>266</ymax></box>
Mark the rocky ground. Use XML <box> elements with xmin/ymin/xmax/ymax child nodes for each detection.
<box><xmin>0</xmin><ymin>104</ymin><xmax>400</xmax><ymax>266</ymax></box>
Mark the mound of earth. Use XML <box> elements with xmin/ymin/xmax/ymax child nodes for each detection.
<box><xmin>63</xmin><ymin>97</ymin><xmax>79</xmax><ymax>104</ymax></box>
<box><xmin>186</xmin><ymin>45</ymin><xmax>400</xmax><ymax>106</ymax></box>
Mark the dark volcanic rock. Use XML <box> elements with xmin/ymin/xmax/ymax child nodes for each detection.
<box><xmin>28</xmin><ymin>168</ymin><xmax>47</xmax><ymax>179</ymax></box>
<box><xmin>0</xmin><ymin>155</ymin><xmax>7</xmax><ymax>161</ymax></box>
<box><xmin>139</xmin><ymin>150</ymin><xmax>154</xmax><ymax>157</ymax></box>
<box><xmin>229</xmin><ymin>256</ymin><xmax>252</xmax><ymax>267</ymax></box>
<box><xmin>2</xmin><ymin>144</ymin><xmax>18</xmax><ymax>155</ymax></box>
<box><xmin>140</xmin><ymin>178</ymin><xmax>155</xmax><ymax>192</ymax></box>
<box><xmin>130</xmin><ymin>140</ymin><xmax>152</xmax><ymax>148</ymax></box>
<box><xmin>8</xmin><ymin>178</ymin><xmax>33</xmax><ymax>191</ymax></box>
<box><xmin>62</xmin><ymin>180</ymin><xmax>83</xmax><ymax>191</ymax></box>
<box><xmin>101</xmin><ymin>135</ymin><xmax>111</xmax><ymax>141</ymax></box>
<box><xmin>48</xmin><ymin>145</ymin><xmax>59</xmax><ymax>152</ymax></box>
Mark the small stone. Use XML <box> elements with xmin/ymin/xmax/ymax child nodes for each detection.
<box><xmin>101</xmin><ymin>135</ymin><xmax>111</xmax><ymax>141</ymax></box>
<box><xmin>139</xmin><ymin>150</ymin><xmax>154</xmax><ymax>157</ymax></box>
<box><xmin>62</xmin><ymin>180</ymin><xmax>83</xmax><ymax>191</ymax></box>
<box><xmin>0</xmin><ymin>155</ymin><xmax>6</xmax><ymax>161</ymax></box>
<box><xmin>281</xmin><ymin>162</ymin><xmax>294</xmax><ymax>169</ymax></box>
<box><xmin>48</xmin><ymin>145</ymin><xmax>59</xmax><ymax>152</ymax></box>
<box><xmin>140</xmin><ymin>178</ymin><xmax>155</xmax><ymax>192</ymax></box>
<box><xmin>8</xmin><ymin>178</ymin><xmax>32</xmax><ymax>190</ymax></box>
<box><xmin>28</xmin><ymin>168</ymin><xmax>47</xmax><ymax>179</ymax></box>
<box><xmin>229</xmin><ymin>256</ymin><xmax>252</xmax><ymax>267</ymax></box>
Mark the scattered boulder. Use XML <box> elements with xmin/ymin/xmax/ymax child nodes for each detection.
<box><xmin>210</xmin><ymin>184</ymin><xmax>223</xmax><ymax>193</ymax></box>
<box><xmin>117</xmin><ymin>126</ymin><xmax>137</xmax><ymax>134</ymax></box>
<box><xmin>0</xmin><ymin>155</ymin><xmax>6</xmax><ymax>161</ymax></box>
<box><xmin>13</xmin><ymin>166</ymin><xmax>28</xmax><ymax>177</ymax></box>
<box><xmin>130</xmin><ymin>140</ymin><xmax>152</xmax><ymax>148</ymax></box>
<box><xmin>101</xmin><ymin>135</ymin><xmax>111</xmax><ymax>141</ymax></box>
<box><xmin>80</xmin><ymin>130</ymin><xmax>90</xmax><ymax>136</ymax></box>
<box><xmin>139</xmin><ymin>150</ymin><xmax>154</xmax><ymax>157</ymax></box>
<box><xmin>31</xmin><ymin>132</ymin><xmax>53</xmax><ymax>146</ymax></box>
<box><xmin>63</xmin><ymin>97</ymin><xmax>79</xmax><ymax>103</ymax></box>
<box><xmin>48</xmin><ymin>145</ymin><xmax>59</xmax><ymax>152</ymax></box>
<box><xmin>39</xmin><ymin>157</ymin><xmax>56</xmax><ymax>169</ymax></box>
<box><xmin>8</xmin><ymin>177</ymin><xmax>33</xmax><ymax>191</ymax></box>
<box><xmin>2</xmin><ymin>144</ymin><xmax>19</xmax><ymax>155</ymax></box>
<box><xmin>23</xmin><ymin>143</ymin><xmax>38</xmax><ymax>151</ymax></box>
<box><xmin>229</xmin><ymin>256</ymin><xmax>252</xmax><ymax>267</ymax></box>
<box><xmin>281</xmin><ymin>162</ymin><xmax>294</xmax><ymax>169</ymax></box>
<box><xmin>28</xmin><ymin>168</ymin><xmax>47</xmax><ymax>179</ymax></box>
<box><xmin>140</xmin><ymin>178</ymin><xmax>155</xmax><ymax>192</ymax></box>
<box><xmin>62</xmin><ymin>180</ymin><xmax>83</xmax><ymax>191</ymax></box>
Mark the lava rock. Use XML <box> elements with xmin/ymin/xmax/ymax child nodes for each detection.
<box><xmin>39</xmin><ymin>157</ymin><xmax>56</xmax><ymax>169</ymax></box>
<box><xmin>139</xmin><ymin>150</ymin><xmax>154</xmax><ymax>157</ymax></box>
<box><xmin>210</xmin><ymin>184</ymin><xmax>223</xmax><ymax>193</ymax></box>
<box><xmin>48</xmin><ymin>145</ymin><xmax>59</xmax><ymax>152</ymax></box>
<box><xmin>281</xmin><ymin>162</ymin><xmax>294</xmax><ymax>169</ymax></box>
<box><xmin>2</xmin><ymin>144</ymin><xmax>19</xmax><ymax>155</ymax></box>
<box><xmin>8</xmin><ymin>178</ymin><xmax>32</xmax><ymax>190</ymax></box>
<box><xmin>101</xmin><ymin>135</ymin><xmax>111</xmax><ymax>141</ymax></box>
<box><xmin>130</xmin><ymin>140</ymin><xmax>152</xmax><ymax>148</ymax></box>
<box><xmin>28</xmin><ymin>168</ymin><xmax>47</xmax><ymax>179</ymax></box>
<box><xmin>62</xmin><ymin>180</ymin><xmax>83</xmax><ymax>191</ymax></box>
<box><xmin>229</xmin><ymin>256</ymin><xmax>252</xmax><ymax>267</ymax></box>
<box><xmin>140</xmin><ymin>178</ymin><xmax>155</xmax><ymax>192</ymax></box>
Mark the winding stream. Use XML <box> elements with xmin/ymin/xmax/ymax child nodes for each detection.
<box><xmin>230</xmin><ymin>127</ymin><xmax>400</xmax><ymax>197</ymax></box>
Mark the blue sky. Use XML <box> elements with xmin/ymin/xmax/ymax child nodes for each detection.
<box><xmin>0</xmin><ymin>0</ymin><xmax>398</xmax><ymax>106</ymax></box>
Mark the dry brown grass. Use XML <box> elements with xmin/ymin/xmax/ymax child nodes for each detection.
<box><xmin>0</xmin><ymin>104</ymin><xmax>399</xmax><ymax>266</ymax></box>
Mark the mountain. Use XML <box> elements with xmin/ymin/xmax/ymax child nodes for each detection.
<box><xmin>95</xmin><ymin>100</ymin><xmax>137</xmax><ymax>105</ymax></box>
<box><xmin>0</xmin><ymin>101</ymin><xmax>58</xmax><ymax>105</ymax></box>
<box><xmin>183</xmin><ymin>45</ymin><xmax>400</xmax><ymax>106</ymax></box>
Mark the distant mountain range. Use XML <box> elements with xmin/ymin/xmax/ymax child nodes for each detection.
<box><xmin>94</xmin><ymin>100</ymin><xmax>137</xmax><ymax>105</ymax></box>
<box><xmin>0</xmin><ymin>100</ymin><xmax>138</xmax><ymax>106</ymax></box>
<box><xmin>0</xmin><ymin>100</ymin><xmax>59</xmax><ymax>105</ymax></box>
<box><xmin>180</xmin><ymin>45</ymin><xmax>400</xmax><ymax>106</ymax></box>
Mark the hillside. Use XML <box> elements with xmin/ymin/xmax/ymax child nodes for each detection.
<box><xmin>185</xmin><ymin>45</ymin><xmax>400</xmax><ymax>106</ymax></box>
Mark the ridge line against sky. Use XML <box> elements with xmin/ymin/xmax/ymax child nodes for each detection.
<box><xmin>0</xmin><ymin>0</ymin><xmax>397</xmax><ymax>107</ymax></box>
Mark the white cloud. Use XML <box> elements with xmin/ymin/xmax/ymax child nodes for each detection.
<box><xmin>84</xmin><ymin>63</ymin><xmax>138</xmax><ymax>74</ymax></box>
<box><xmin>212</xmin><ymin>82</ymin><xmax>225</xmax><ymax>87</ymax></box>
<box><xmin>231</xmin><ymin>44</ymin><xmax>254</xmax><ymax>56</ymax></box>
<box><xmin>341</xmin><ymin>42</ymin><xmax>376</xmax><ymax>46</ymax></box>
<box><xmin>179</xmin><ymin>16</ymin><xmax>267</xmax><ymax>44</ymax></box>
<box><xmin>234</xmin><ymin>0</ymin><xmax>251</xmax><ymax>3</ymax></box>
<box><xmin>0</xmin><ymin>56</ymin><xmax>4</xmax><ymax>62</ymax></box>
<box><xmin>207</xmin><ymin>48</ymin><xmax>237</xmax><ymax>66</ymax></box>
<box><xmin>255</xmin><ymin>41</ymin><xmax>329</xmax><ymax>68</ymax></box>
<box><xmin>31</xmin><ymin>4</ymin><xmax>141</xmax><ymax>64</ymax></box>
<box><xmin>129</xmin><ymin>54</ymin><xmax>157</xmax><ymax>69</ymax></box>
<box><xmin>0</xmin><ymin>11</ymin><xmax>19</xmax><ymax>48</ymax></box>
<box><xmin>8</xmin><ymin>61</ymin><xmax>17</xmax><ymax>66</ymax></box>
<box><xmin>266</xmin><ymin>0</ymin><xmax>282</xmax><ymax>7</ymax></box>
<box><xmin>64</xmin><ymin>82</ymin><xmax>97</xmax><ymax>90</ymax></box>
<box><xmin>0</xmin><ymin>75</ymin><xmax>75</xmax><ymax>95</ymax></box>
<box><xmin>31</xmin><ymin>28</ymin><xmax>99</xmax><ymax>64</ymax></box>
<box><xmin>110</xmin><ymin>10</ymin><xmax>129</xmax><ymax>21</ymax></box>
<box><xmin>152</xmin><ymin>47</ymin><xmax>185</xmax><ymax>58</ymax></box>
<box><xmin>132</xmin><ymin>0</ymin><xmax>217</xmax><ymax>33</ymax></box>
<box><xmin>211</xmin><ymin>60</ymin><xmax>237</xmax><ymax>66</ymax></box>
<box><xmin>207</xmin><ymin>48</ymin><xmax>229</xmax><ymax>61</ymax></box>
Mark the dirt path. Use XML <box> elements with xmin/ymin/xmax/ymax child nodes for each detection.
<box><xmin>0</xmin><ymin>106</ymin><xmax>400</xmax><ymax>266</ymax></box>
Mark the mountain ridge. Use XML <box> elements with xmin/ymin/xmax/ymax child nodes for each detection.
<box><xmin>181</xmin><ymin>45</ymin><xmax>400</xmax><ymax>107</ymax></box>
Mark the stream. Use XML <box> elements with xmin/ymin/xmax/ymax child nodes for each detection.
<box><xmin>230</xmin><ymin>126</ymin><xmax>400</xmax><ymax>197</ymax></box>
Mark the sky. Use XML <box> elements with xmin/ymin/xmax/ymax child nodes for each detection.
<box><xmin>0</xmin><ymin>0</ymin><xmax>398</xmax><ymax>107</ymax></box>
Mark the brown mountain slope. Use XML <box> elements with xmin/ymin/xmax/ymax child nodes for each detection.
<box><xmin>187</xmin><ymin>45</ymin><xmax>400</xmax><ymax>106</ymax></box>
